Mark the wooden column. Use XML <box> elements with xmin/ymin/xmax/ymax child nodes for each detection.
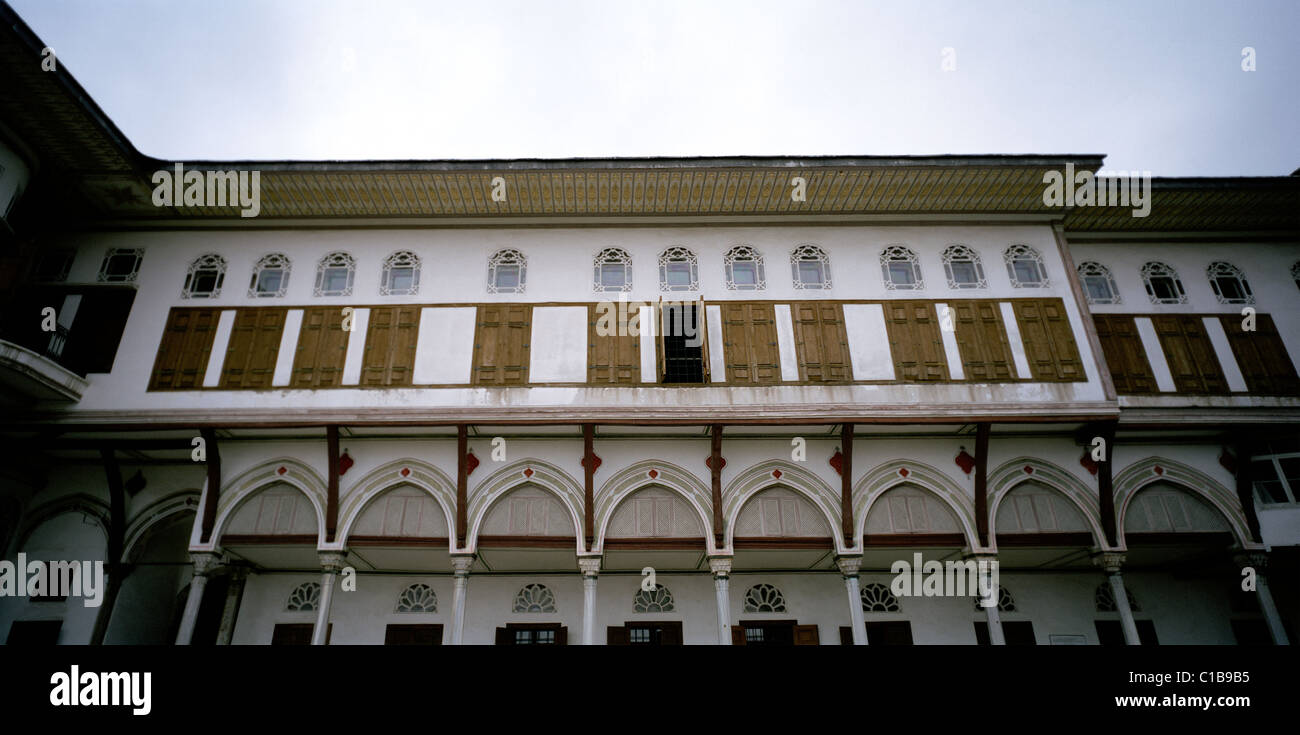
<box><xmin>456</xmin><ymin>425</ymin><xmax>468</xmax><ymax>547</ymax></box>
<box><xmin>583</xmin><ymin>424</ymin><xmax>595</xmax><ymax>550</ymax></box>
<box><xmin>1233</xmin><ymin>441</ymin><xmax>1262</xmax><ymax>543</ymax></box>
<box><xmin>710</xmin><ymin>425</ymin><xmax>724</xmax><ymax>546</ymax></box>
<box><xmin>840</xmin><ymin>424</ymin><xmax>854</xmax><ymax>546</ymax></box>
<box><xmin>325</xmin><ymin>425</ymin><xmax>340</xmax><ymax>542</ymax></box>
<box><xmin>1098</xmin><ymin>422</ymin><xmax>1118</xmax><ymax>546</ymax></box>
<box><xmin>90</xmin><ymin>448</ymin><xmax>127</xmax><ymax>645</ymax></box>
<box><xmin>199</xmin><ymin>428</ymin><xmax>220</xmax><ymax>543</ymax></box>
<box><xmin>1052</xmin><ymin>223</ymin><xmax>1116</xmax><ymax>400</ymax></box>
<box><xmin>974</xmin><ymin>423</ymin><xmax>990</xmax><ymax>547</ymax></box>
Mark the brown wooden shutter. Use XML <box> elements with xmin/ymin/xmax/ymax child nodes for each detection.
<box><xmin>1093</xmin><ymin>315</ymin><xmax>1158</xmax><ymax>394</ymax></box>
<box><xmin>292</xmin><ymin>307</ymin><xmax>350</xmax><ymax>388</ymax></box>
<box><xmin>1153</xmin><ymin>315</ymin><xmax>1227</xmax><ymax>394</ymax></box>
<box><xmin>555</xmin><ymin>626</ymin><xmax>568</xmax><ymax>645</ymax></box>
<box><xmin>839</xmin><ymin>626</ymin><xmax>853</xmax><ymax>645</ymax></box>
<box><xmin>883</xmin><ymin>301</ymin><xmax>948</xmax><ymax>382</ymax></box>
<box><xmin>951</xmin><ymin>300</ymin><xmax>1015</xmax><ymax>380</ymax></box>
<box><xmin>793</xmin><ymin>624</ymin><xmax>821</xmax><ymax>645</ymax></box>
<box><xmin>721</xmin><ymin>302</ymin><xmax>781</xmax><ymax>384</ymax></box>
<box><xmin>1013</xmin><ymin>298</ymin><xmax>1085</xmax><ymax>381</ymax></box>
<box><xmin>149</xmin><ymin>307</ymin><xmax>221</xmax><ymax>390</ymax></box>
<box><xmin>606</xmin><ymin>626</ymin><xmax>629</xmax><ymax>645</ymax></box>
<box><xmin>473</xmin><ymin>304</ymin><xmax>531</xmax><ymax>385</ymax></box>
<box><xmin>383</xmin><ymin>623</ymin><xmax>443</xmax><ymax>645</ymax></box>
<box><xmin>792</xmin><ymin>302</ymin><xmax>851</xmax><ymax>382</ymax></box>
<box><xmin>361</xmin><ymin>306</ymin><xmax>420</xmax><ymax>386</ymax></box>
<box><xmin>219</xmin><ymin>308</ymin><xmax>286</xmax><ymax>389</ymax></box>
<box><xmin>730</xmin><ymin>626</ymin><xmax>747</xmax><ymax>646</ymax></box>
<box><xmin>588</xmin><ymin>303</ymin><xmax>640</xmax><ymax>384</ymax></box>
<box><xmin>1221</xmin><ymin>313</ymin><xmax>1300</xmax><ymax>396</ymax></box>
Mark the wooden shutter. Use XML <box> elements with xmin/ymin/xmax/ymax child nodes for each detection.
<box><xmin>271</xmin><ymin>623</ymin><xmax>329</xmax><ymax>645</ymax></box>
<box><xmin>1221</xmin><ymin>313</ymin><xmax>1300</xmax><ymax>395</ymax></box>
<box><xmin>839</xmin><ymin>626</ymin><xmax>853</xmax><ymax>645</ymax></box>
<box><xmin>951</xmin><ymin>300</ymin><xmax>1015</xmax><ymax>380</ymax></box>
<box><xmin>362</xmin><ymin>306</ymin><xmax>420</xmax><ymax>386</ymax></box>
<box><xmin>606</xmin><ymin>626</ymin><xmax>629</xmax><ymax>645</ymax></box>
<box><xmin>473</xmin><ymin>304</ymin><xmax>531</xmax><ymax>385</ymax></box>
<box><xmin>495</xmin><ymin>627</ymin><xmax>512</xmax><ymax>645</ymax></box>
<box><xmin>793</xmin><ymin>624</ymin><xmax>821</xmax><ymax>645</ymax></box>
<box><xmin>1152</xmin><ymin>315</ymin><xmax>1227</xmax><ymax>394</ymax></box>
<box><xmin>721</xmin><ymin>302</ymin><xmax>781</xmax><ymax>384</ymax></box>
<box><xmin>588</xmin><ymin>304</ymin><xmax>640</xmax><ymax>384</ymax></box>
<box><xmin>659</xmin><ymin>621</ymin><xmax>684</xmax><ymax>646</ymax></box>
<box><xmin>220</xmin><ymin>308</ymin><xmax>286</xmax><ymax>389</ymax></box>
<box><xmin>292</xmin><ymin>307</ymin><xmax>350</xmax><ymax>388</ymax></box>
<box><xmin>730</xmin><ymin>626</ymin><xmax>747</xmax><ymax>646</ymax></box>
<box><xmin>883</xmin><ymin>301</ymin><xmax>948</xmax><ymax>382</ymax></box>
<box><xmin>1093</xmin><ymin>315</ymin><xmax>1157</xmax><ymax>394</ymax></box>
<box><xmin>1013</xmin><ymin>299</ymin><xmax>1085</xmax><ymax>381</ymax></box>
<box><xmin>791</xmin><ymin>301</ymin><xmax>851</xmax><ymax>382</ymax></box>
<box><xmin>384</xmin><ymin>623</ymin><xmax>443</xmax><ymax>645</ymax></box>
<box><xmin>555</xmin><ymin>626</ymin><xmax>568</xmax><ymax>645</ymax></box>
<box><xmin>149</xmin><ymin>307</ymin><xmax>221</xmax><ymax>390</ymax></box>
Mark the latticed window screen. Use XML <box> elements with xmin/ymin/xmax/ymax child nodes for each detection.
<box><xmin>724</xmin><ymin>245</ymin><xmax>765</xmax><ymax>290</ymax></box>
<box><xmin>314</xmin><ymin>251</ymin><xmax>355</xmax><ymax>296</ymax></box>
<box><xmin>593</xmin><ymin>247</ymin><xmax>632</xmax><ymax>292</ymax></box>
<box><xmin>608</xmin><ymin>490</ymin><xmax>702</xmax><ymax>537</ymax></box>
<box><xmin>1206</xmin><ymin>261</ymin><xmax>1253</xmax><ymax>304</ymax></box>
<box><xmin>860</xmin><ymin>582</ymin><xmax>901</xmax><ymax>612</ymax></box>
<box><xmin>972</xmin><ymin>586</ymin><xmax>1016</xmax><ymax>612</ymax></box>
<box><xmin>790</xmin><ymin>244</ymin><xmax>830</xmax><ymax>289</ymax></box>
<box><xmin>1004</xmin><ymin>244</ymin><xmax>1048</xmax><ymax>287</ymax></box>
<box><xmin>880</xmin><ymin>245</ymin><xmax>922</xmax><ymax>289</ymax></box>
<box><xmin>395</xmin><ymin>583</ymin><xmax>438</xmax><ymax>612</ymax></box>
<box><xmin>513</xmin><ymin>584</ymin><xmax>557</xmax><ymax>613</ymax></box>
<box><xmin>249</xmin><ymin>253</ymin><xmax>291</xmax><ymax>297</ymax></box>
<box><xmin>1141</xmin><ymin>262</ymin><xmax>1186</xmax><ymax>304</ymax></box>
<box><xmin>182</xmin><ymin>254</ymin><xmax>226</xmax><ymax>298</ymax></box>
<box><xmin>1077</xmin><ymin>261</ymin><xmax>1119</xmax><ymax>304</ymax></box>
<box><xmin>488</xmin><ymin>248</ymin><xmax>527</xmax><ymax>293</ymax></box>
<box><xmin>659</xmin><ymin>247</ymin><xmax>698</xmax><ymax>291</ymax></box>
<box><xmin>381</xmin><ymin>251</ymin><xmax>421</xmax><ymax>296</ymax></box>
<box><xmin>942</xmin><ymin>245</ymin><xmax>986</xmax><ymax>289</ymax></box>
<box><xmin>99</xmin><ymin>248</ymin><xmax>143</xmax><ymax>283</ymax></box>
<box><xmin>742</xmin><ymin>583</ymin><xmax>787</xmax><ymax>613</ymax></box>
<box><xmin>633</xmin><ymin>585</ymin><xmax>675</xmax><ymax>613</ymax></box>
<box><xmin>286</xmin><ymin>582</ymin><xmax>321</xmax><ymax>611</ymax></box>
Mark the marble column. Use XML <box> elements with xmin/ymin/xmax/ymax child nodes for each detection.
<box><xmin>578</xmin><ymin>557</ymin><xmax>601</xmax><ymax>645</ymax></box>
<box><xmin>312</xmin><ymin>551</ymin><xmax>348</xmax><ymax>646</ymax></box>
<box><xmin>971</xmin><ymin>553</ymin><xmax>1004</xmax><ymax>645</ymax></box>
<box><xmin>709</xmin><ymin>556</ymin><xmax>733</xmax><ymax>645</ymax></box>
<box><xmin>214</xmin><ymin>564</ymin><xmax>249</xmax><ymax>645</ymax></box>
<box><xmin>1236</xmin><ymin>553</ymin><xmax>1291</xmax><ymax>645</ymax></box>
<box><xmin>449</xmin><ymin>554</ymin><xmax>474</xmax><ymax>645</ymax></box>
<box><xmin>1095</xmin><ymin>552</ymin><xmax>1140</xmax><ymax>645</ymax></box>
<box><xmin>836</xmin><ymin>556</ymin><xmax>868</xmax><ymax>645</ymax></box>
<box><xmin>175</xmin><ymin>552</ymin><xmax>222</xmax><ymax>645</ymax></box>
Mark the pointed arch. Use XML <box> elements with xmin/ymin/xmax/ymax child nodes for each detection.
<box><xmin>722</xmin><ymin>460</ymin><xmax>842</xmax><ymax>552</ymax></box>
<box><xmin>1114</xmin><ymin>457</ymin><xmax>1253</xmax><ymax>547</ymax></box>
<box><xmin>336</xmin><ymin>459</ymin><xmax>457</xmax><ymax>550</ymax></box>
<box><xmin>853</xmin><ymin>460</ymin><xmax>978</xmax><ymax>548</ymax></box>
<box><xmin>13</xmin><ymin>493</ymin><xmax>110</xmax><ymax>555</ymax></box>
<box><xmin>987</xmin><ymin>457</ymin><xmax>1105</xmax><ymax>548</ymax></box>
<box><xmin>208</xmin><ymin>457</ymin><xmax>327</xmax><ymax>548</ymax></box>
<box><xmin>122</xmin><ymin>491</ymin><xmax>202</xmax><ymax>563</ymax></box>
<box><xmin>593</xmin><ymin>459</ymin><xmax>714</xmax><ymax>553</ymax></box>
<box><xmin>464</xmin><ymin>459</ymin><xmax>584</xmax><ymax>553</ymax></box>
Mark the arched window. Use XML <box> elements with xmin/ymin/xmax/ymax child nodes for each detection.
<box><xmin>724</xmin><ymin>245</ymin><xmax>765</xmax><ymax>290</ymax></box>
<box><xmin>488</xmin><ymin>248</ymin><xmax>526</xmax><ymax>293</ymax></box>
<box><xmin>593</xmin><ymin>247</ymin><xmax>632</xmax><ymax>292</ymax></box>
<box><xmin>314</xmin><ymin>251</ymin><xmax>355</xmax><ymax>297</ymax></box>
<box><xmin>249</xmin><ymin>253</ymin><xmax>291</xmax><ymax>297</ymax></box>
<box><xmin>286</xmin><ymin>582</ymin><xmax>321</xmax><ymax>611</ymax></box>
<box><xmin>880</xmin><ymin>245</ymin><xmax>922</xmax><ymax>289</ymax></box>
<box><xmin>973</xmin><ymin>586</ymin><xmax>1016</xmax><ymax>612</ymax></box>
<box><xmin>790</xmin><ymin>244</ymin><xmax>831</xmax><ymax>289</ymax></box>
<box><xmin>942</xmin><ymin>245</ymin><xmax>986</xmax><ymax>289</ymax></box>
<box><xmin>860</xmin><ymin>582</ymin><xmax>901</xmax><ymax>612</ymax></box>
<box><xmin>513</xmin><ymin>583</ymin><xmax>556</xmax><ymax>613</ymax></box>
<box><xmin>1141</xmin><ymin>262</ymin><xmax>1186</xmax><ymax>304</ymax></box>
<box><xmin>633</xmin><ymin>585</ymin><xmax>675</xmax><ymax>613</ymax></box>
<box><xmin>182</xmin><ymin>253</ymin><xmax>226</xmax><ymax>298</ymax></box>
<box><xmin>659</xmin><ymin>247</ymin><xmax>698</xmax><ymax>292</ymax></box>
<box><xmin>1206</xmin><ymin>261</ymin><xmax>1253</xmax><ymax>304</ymax></box>
<box><xmin>1004</xmin><ymin>245</ymin><xmax>1048</xmax><ymax>287</ymax></box>
<box><xmin>1095</xmin><ymin>582</ymin><xmax>1140</xmax><ymax>612</ymax></box>
<box><xmin>1077</xmin><ymin>261</ymin><xmax>1119</xmax><ymax>304</ymax></box>
<box><xmin>742</xmin><ymin>583</ymin><xmax>787</xmax><ymax>613</ymax></box>
<box><xmin>381</xmin><ymin>251</ymin><xmax>421</xmax><ymax>296</ymax></box>
<box><xmin>98</xmin><ymin>248</ymin><xmax>143</xmax><ymax>283</ymax></box>
<box><xmin>395</xmin><ymin>583</ymin><xmax>438</xmax><ymax>613</ymax></box>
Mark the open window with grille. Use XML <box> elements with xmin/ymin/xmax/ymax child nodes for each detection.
<box><xmin>659</xmin><ymin>302</ymin><xmax>705</xmax><ymax>383</ymax></box>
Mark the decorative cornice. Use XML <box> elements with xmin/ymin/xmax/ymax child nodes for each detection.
<box><xmin>834</xmin><ymin>556</ymin><xmax>862</xmax><ymax>578</ymax></box>
<box><xmin>577</xmin><ymin>557</ymin><xmax>601</xmax><ymax>577</ymax></box>
<box><xmin>708</xmin><ymin>556</ymin><xmax>733</xmax><ymax>577</ymax></box>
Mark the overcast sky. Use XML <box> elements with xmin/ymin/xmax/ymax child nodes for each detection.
<box><xmin>12</xmin><ymin>0</ymin><xmax>1299</xmax><ymax>176</ymax></box>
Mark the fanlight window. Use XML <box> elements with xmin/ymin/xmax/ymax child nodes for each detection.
<box><xmin>1095</xmin><ymin>583</ymin><xmax>1140</xmax><ymax>612</ymax></box>
<box><xmin>513</xmin><ymin>583</ymin><xmax>557</xmax><ymax>613</ymax></box>
<box><xmin>880</xmin><ymin>245</ymin><xmax>923</xmax><ymax>289</ymax></box>
<box><xmin>314</xmin><ymin>251</ymin><xmax>355</xmax><ymax>297</ymax></box>
<box><xmin>633</xmin><ymin>585</ymin><xmax>675</xmax><ymax>613</ymax></box>
<box><xmin>1206</xmin><ymin>261</ymin><xmax>1253</xmax><ymax>304</ymax></box>
<box><xmin>1078</xmin><ymin>261</ymin><xmax>1119</xmax><ymax>304</ymax></box>
<box><xmin>790</xmin><ymin>244</ymin><xmax>831</xmax><ymax>289</ymax></box>
<box><xmin>860</xmin><ymin>582</ymin><xmax>901</xmax><ymax>612</ymax></box>
<box><xmin>973</xmin><ymin>586</ymin><xmax>1016</xmax><ymax>612</ymax></box>
<box><xmin>249</xmin><ymin>253</ymin><xmax>291</xmax><ymax>297</ymax></box>
<box><xmin>182</xmin><ymin>253</ymin><xmax>226</xmax><ymax>298</ymax></box>
<box><xmin>381</xmin><ymin>251</ymin><xmax>421</xmax><ymax>296</ymax></box>
<box><xmin>1004</xmin><ymin>245</ymin><xmax>1048</xmax><ymax>287</ymax></box>
<box><xmin>98</xmin><ymin>248</ymin><xmax>143</xmax><ymax>283</ymax></box>
<box><xmin>592</xmin><ymin>247</ymin><xmax>632</xmax><ymax>292</ymax></box>
<box><xmin>659</xmin><ymin>247</ymin><xmax>698</xmax><ymax>292</ymax></box>
<box><xmin>742</xmin><ymin>583</ymin><xmax>787</xmax><ymax>613</ymax></box>
<box><xmin>286</xmin><ymin>582</ymin><xmax>321</xmax><ymax>611</ymax></box>
<box><xmin>724</xmin><ymin>245</ymin><xmax>765</xmax><ymax>290</ymax></box>
<box><xmin>395</xmin><ymin>583</ymin><xmax>438</xmax><ymax>613</ymax></box>
<box><xmin>1141</xmin><ymin>262</ymin><xmax>1186</xmax><ymax>304</ymax></box>
<box><xmin>488</xmin><ymin>248</ymin><xmax>526</xmax><ymax>293</ymax></box>
<box><xmin>942</xmin><ymin>245</ymin><xmax>986</xmax><ymax>289</ymax></box>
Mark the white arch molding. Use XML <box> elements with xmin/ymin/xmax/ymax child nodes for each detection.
<box><xmin>122</xmin><ymin>491</ymin><xmax>202</xmax><ymax>563</ymax></box>
<box><xmin>463</xmin><ymin>458</ymin><xmax>585</xmax><ymax>553</ymax></box>
<box><xmin>1113</xmin><ymin>457</ymin><xmax>1256</xmax><ymax>549</ymax></box>
<box><xmin>986</xmin><ymin>457</ymin><xmax>1107</xmax><ymax>550</ymax></box>
<box><xmin>201</xmin><ymin>457</ymin><xmax>328</xmax><ymax>551</ymax></box>
<box><xmin>13</xmin><ymin>494</ymin><xmax>111</xmax><ymax>556</ymax></box>
<box><xmin>332</xmin><ymin>459</ymin><xmax>457</xmax><ymax>551</ymax></box>
<box><xmin>722</xmin><ymin>460</ymin><xmax>843</xmax><ymax>553</ymax></box>
<box><xmin>592</xmin><ymin>459</ymin><xmax>715</xmax><ymax>554</ymax></box>
<box><xmin>853</xmin><ymin>459</ymin><xmax>979</xmax><ymax>550</ymax></box>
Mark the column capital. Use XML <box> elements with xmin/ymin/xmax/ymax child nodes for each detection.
<box><xmin>450</xmin><ymin>554</ymin><xmax>475</xmax><ymax>576</ymax></box>
<box><xmin>835</xmin><ymin>555</ymin><xmax>862</xmax><ymax>578</ymax></box>
<box><xmin>1092</xmin><ymin>551</ymin><xmax>1126</xmax><ymax>573</ymax></box>
<box><xmin>1233</xmin><ymin>552</ymin><xmax>1269</xmax><ymax>572</ymax></box>
<box><xmin>189</xmin><ymin>551</ymin><xmax>224</xmax><ymax>577</ymax></box>
<box><xmin>708</xmin><ymin>556</ymin><xmax>733</xmax><ymax>577</ymax></box>
<box><xmin>318</xmin><ymin>551</ymin><xmax>349</xmax><ymax>573</ymax></box>
<box><xmin>577</xmin><ymin>556</ymin><xmax>601</xmax><ymax>578</ymax></box>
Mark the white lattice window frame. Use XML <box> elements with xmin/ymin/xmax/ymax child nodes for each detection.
<box><xmin>972</xmin><ymin>586</ymin><xmax>1016</xmax><ymax>612</ymax></box>
<box><xmin>1095</xmin><ymin>583</ymin><xmax>1141</xmax><ymax>612</ymax></box>
<box><xmin>1141</xmin><ymin>261</ymin><xmax>1187</xmax><ymax>304</ymax></box>
<box><xmin>632</xmin><ymin>585</ymin><xmax>675</xmax><ymax>613</ymax></box>
<box><xmin>658</xmin><ymin>247</ymin><xmax>698</xmax><ymax>292</ymax></box>
<box><xmin>381</xmin><ymin>250</ymin><xmax>421</xmax><ymax>296</ymax></box>
<box><xmin>880</xmin><ymin>245</ymin><xmax>923</xmax><ymax>290</ymax></box>
<box><xmin>593</xmin><ymin>247</ymin><xmax>633</xmax><ymax>293</ymax></box>
<box><xmin>249</xmin><ymin>253</ymin><xmax>291</xmax><ymax>298</ymax></box>
<box><xmin>941</xmin><ymin>245</ymin><xmax>987</xmax><ymax>289</ymax></box>
<box><xmin>314</xmin><ymin>251</ymin><xmax>356</xmax><ymax>297</ymax></box>
<box><xmin>1077</xmin><ymin>261</ymin><xmax>1120</xmax><ymax>304</ymax></box>
<box><xmin>1206</xmin><ymin>261</ymin><xmax>1254</xmax><ymax>305</ymax></box>
<box><xmin>790</xmin><ymin>244</ymin><xmax>831</xmax><ymax>290</ymax></box>
<box><xmin>1004</xmin><ymin>244</ymin><xmax>1049</xmax><ymax>288</ymax></box>
<box><xmin>98</xmin><ymin>248</ymin><xmax>144</xmax><ymax>283</ymax></box>
<box><xmin>488</xmin><ymin>248</ymin><xmax>527</xmax><ymax>294</ymax></box>
<box><xmin>182</xmin><ymin>253</ymin><xmax>227</xmax><ymax>299</ymax></box>
<box><xmin>742</xmin><ymin>583</ymin><xmax>787</xmax><ymax>613</ymax></box>
<box><xmin>860</xmin><ymin>582</ymin><xmax>901</xmax><ymax>612</ymax></box>
<box><xmin>286</xmin><ymin>582</ymin><xmax>321</xmax><ymax>611</ymax></box>
<box><xmin>395</xmin><ymin>583</ymin><xmax>438</xmax><ymax>613</ymax></box>
<box><xmin>724</xmin><ymin>245</ymin><xmax>766</xmax><ymax>291</ymax></box>
<box><xmin>513</xmin><ymin>583</ymin><xmax>556</xmax><ymax>613</ymax></box>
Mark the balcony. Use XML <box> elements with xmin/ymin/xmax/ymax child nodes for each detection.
<box><xmin>0</xmin><ymin>336</ymin><xmax>88</xmax><ymax>402</ymax></box>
